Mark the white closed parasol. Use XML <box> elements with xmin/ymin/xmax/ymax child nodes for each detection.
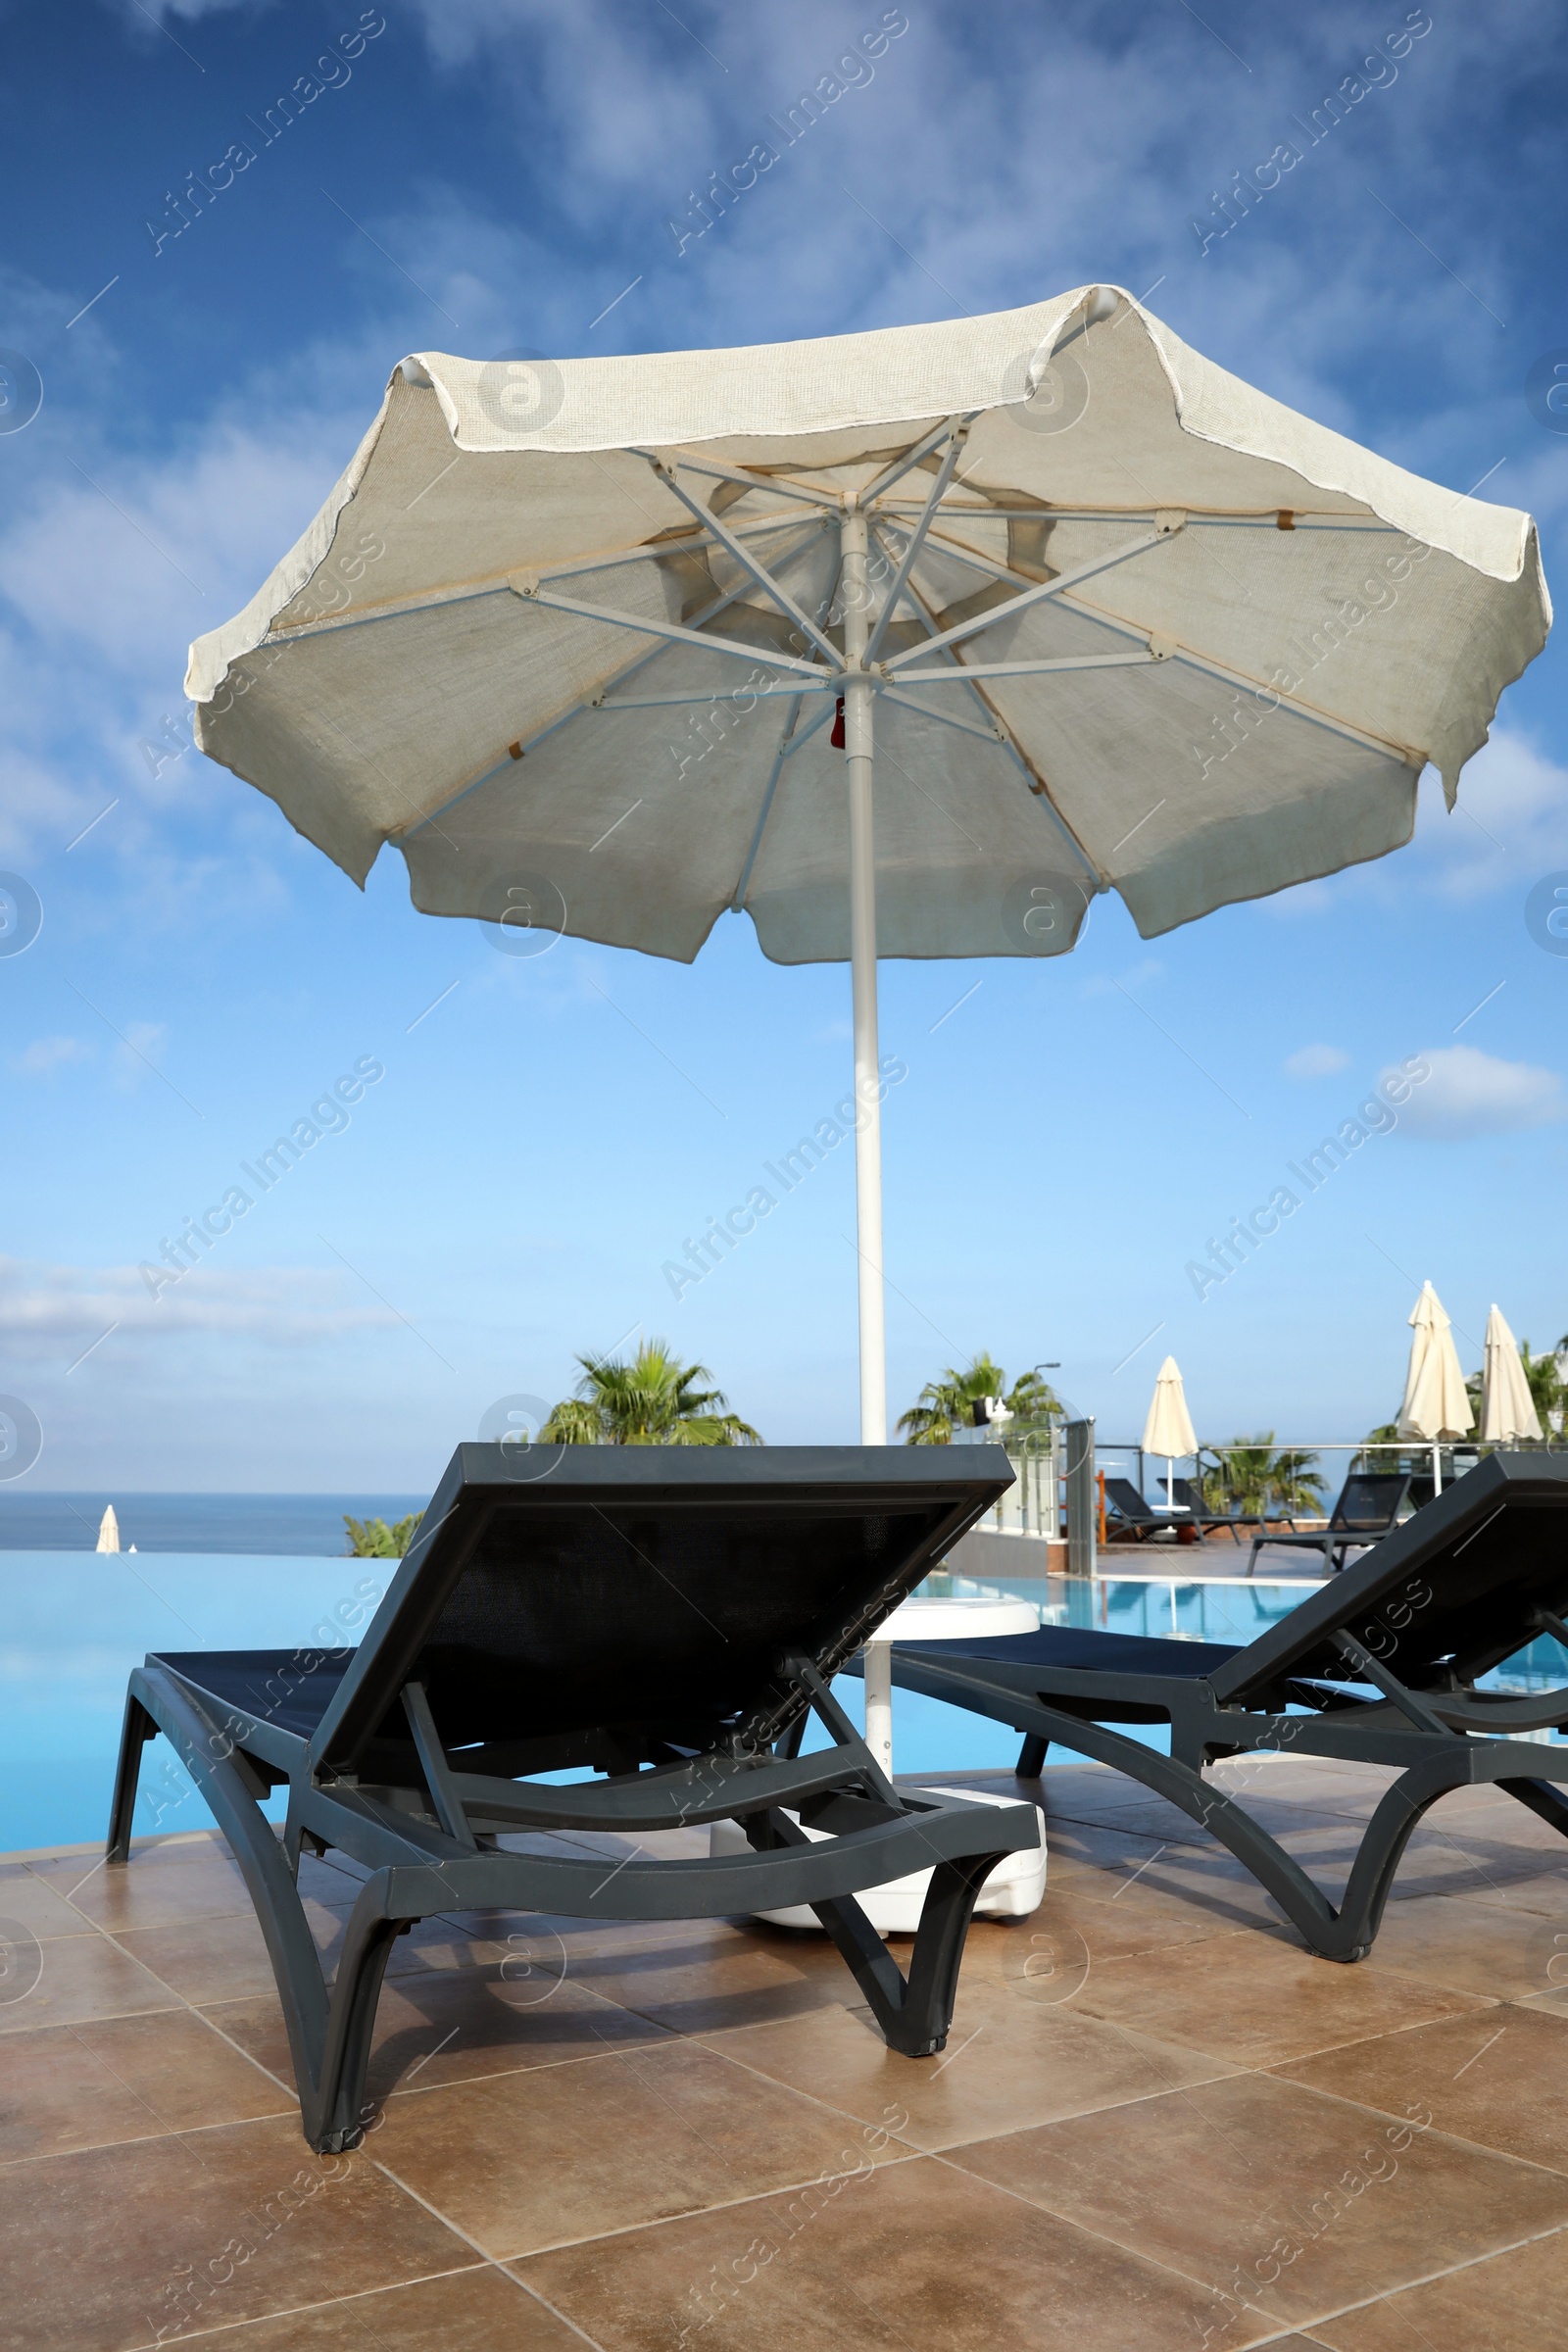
<box><xmin>1142</xmin><ymin>1354</ymin><xmax>1198</xmax><ymax>1512</ymax></box>
<box><xmin>184</xmin><ymin>287</ymin><xmax>1548</xmax><ymax>1437</ymax></box>
<box><xmin>1397</xmin><ymin>1282</ymin><xmax>1474</xmax><ymax>1491</ymax></box>
<box><xmin>1481</xmin><ymin>1304</ymin><xmax>1544</xmax><ymax>1445</ymax></box>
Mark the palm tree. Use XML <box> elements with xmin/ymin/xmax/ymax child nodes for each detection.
<box><xmin>540</xmin><ymin>1339</ymin><xmax>761</xmax><ymax>1446</ymax></box>
<box><xmin>899</xmin><ymin>1355</ymin><xmax>1061</xmax><ymax>1446</ymax></box>
<box><xmin>343</xmin><ymin>1512</ymin><xmax>422</xmax><ymax>1557</ymax></box>
<box><xmin>1201</xmin><ymin>1434</ymin><xmax>1323</xmax><ymax>1519</ymax></box>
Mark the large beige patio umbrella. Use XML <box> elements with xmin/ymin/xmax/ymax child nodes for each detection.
<box><xmin>1396</xmin><ymin>1282</ymin><xmax>1474</xmax><ymax>1489</ymax></box>
<box><xmin>1481</xmin><ymin>1304</ymin><xmax>1544</xmax><ymax>1444</ymax></box>
<box><xmin>1142</xmin><ymin>1353</ymin><xmax>1199</xmax><ymax>1512</ymax></box>
<box><xmin>183</xmin><ymin>285</ymin><xmax>1548</xmax><ymax>1438</ymax></box>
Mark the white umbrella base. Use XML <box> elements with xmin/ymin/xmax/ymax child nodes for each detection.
<box><xmin>710</xmin><ymin>1787</ymin><xmax>1047</xmax><ymax>1934</ymax></box>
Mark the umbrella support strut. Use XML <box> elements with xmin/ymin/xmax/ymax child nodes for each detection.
<box><xmin>841</xmin><ymin>503</ymin><xmax>887</xmax><ymax>1444</ymax></box>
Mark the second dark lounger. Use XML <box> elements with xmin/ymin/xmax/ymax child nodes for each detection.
<box><xmin>889</xmin><ymin>1452</ymin><xmax>1568</xmax><ymax>1963</ymax></box>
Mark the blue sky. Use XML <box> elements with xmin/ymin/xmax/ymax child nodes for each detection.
<box><xmin>2</xmin><ymin>0</ymin><xmax>1566</xmax><ymax>1490</ymax></box>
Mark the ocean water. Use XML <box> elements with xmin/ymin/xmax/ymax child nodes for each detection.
<box><xmin>2</xmin><ymin>1550</ymin><xmax>1556</xmax><ymax>1858</ymax></box>
<box><xmin>0</xmin><ymin>1494</ymin><xmax>428</xmax><ymax>1555</ymax></box>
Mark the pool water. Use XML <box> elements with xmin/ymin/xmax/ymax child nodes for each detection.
<box><xmin>0</xmin><ymin>1554</ymin><xmax>1560</xmax><ymax>1855</ymax></box>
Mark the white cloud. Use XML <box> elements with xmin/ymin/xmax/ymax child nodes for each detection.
<box><xmin>1285</xmin><ymin>1043</ymin><xmax>1349</xmax><ymax>1079</ymax></box>
<box><xmin>0</xmin><ymin>1255</ymin><xmax>399</xmax><ymax>1355</ymax></box>
<box><xmin>1393</xmin><ymin>1045</ymin><xmax>1567</xmax><ymax>1139</ymax></box>
<box><xmin>10</xmin><ymin>1036</ymin><xmax>92</xmax><ymax>1077</ymax></box>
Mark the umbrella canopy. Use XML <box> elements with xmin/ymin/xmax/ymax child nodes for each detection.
<box><xmin>1396</xmin><ymin>1282</ymin><xmax>1475</xmax><ymax>1443</ymax></box>
<box><xmin>1142</xmin><ymin>1355</ymin><xmax>1199</xmax><ymax>1459</ymax></box>
<box><xmin>96</xmin><ymin>1504</ymin><xmax>120</xmax><ymax>1553</ymax></box>
<box><xmin>185</xmin><ymin>285</ymin><xmax>1548</xmax><ymax>1437</ymax></box>
<box><xmin>1481</xmin><ymin>1304</ymin><xmax>1544</xmax><ymax>1444</ymax></box>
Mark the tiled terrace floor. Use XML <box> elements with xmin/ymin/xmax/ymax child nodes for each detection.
<box><xmin>4</xmin><ymin>1754</ymin><xmax>1568</xmax><ymax>2348</ymax></box>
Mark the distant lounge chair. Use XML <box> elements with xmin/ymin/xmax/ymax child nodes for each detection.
<box><xmin>1169</xmin><ymin>1478</ymin><xmax>1281</xmax><ymax>1545</ymax></box>
<box><xmin>887</xmin><ymin>1453</ymin><xmax>1568</xmax><ymax>1962</ymax></box>
<box><xmin>108</xmin><ymin>1446</ymin><xmax>1039</xmax><ymax>2150</ymax></box>
<box><xmin>1102</xmin><ymin>1475</ymin><xmax>1183</xmax><ymax>1543</ymax></box>
<box><xmin>1247</xmin><ymin>1470</ymin><xmax>1426</xmax><ymax>1574</ymax></box>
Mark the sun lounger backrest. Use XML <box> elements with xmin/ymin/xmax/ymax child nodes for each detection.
<box><xmin>1329</xmin><ymin>1472</ymin><xmax>1410</xmax><ymax>1530</ymax></box>
<box><xmin>1210</xmin><ymin>1452</ymin><xmax>1568</xmax><ymax>1700</ymax></box>
<box><xmin>1103</xmin><ymin>1477</ymin><xmax>1158</xmax><ymax>1522</ymax></box>
<box><xmin>308</xmin><ymin>1445</ymin><xmax>1009</xmax><ymax>1771</ymax></box>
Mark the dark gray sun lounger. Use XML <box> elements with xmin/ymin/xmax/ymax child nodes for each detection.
<box><xmin>888</xmin><ymin>1452</ymin><xmax>1568</xmax><ymax>1963</ymax></box>
<box><xmin>1170</xmin><ymin>1478</ymin><xmax>1274</xmax><ymax>1544</ymax></box>
<box><xmin>107</xmin><ymin>1445</ymin><xmax>1038</xmax><ymax>2150</ymax></box>
<box><xmin>1102</xmin><ymin>1476</ymin><xmax>1182</xmax><ymax>1542</ymax></box>
<box><xmin>1247</xmin><ymin>1470</ymin><xmax>1427</xmax><ymax>1574</ymax></box>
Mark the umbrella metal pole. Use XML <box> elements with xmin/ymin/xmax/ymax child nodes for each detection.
<box><xmin>841</xmin><ymin>502</ymin><xmax>887</xmax><ymax>1444</ymax></box>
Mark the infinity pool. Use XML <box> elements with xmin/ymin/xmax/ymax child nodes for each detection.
<box><xmin>1</xmin><ymin>1555</ymin><xmax>1559</xmax><ymax>1855</ymax></box>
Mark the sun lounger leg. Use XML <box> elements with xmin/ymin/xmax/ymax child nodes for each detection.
<box><xmin>807</xmin><ymin>1850</ymin><xmax>1007</xmax><ymax>2056</ymax></box>
<box><xmin>107</xmin><ymin>1693</ymin><xmax>158</xmax><ymax>1863</ymax></box>
<box><xmin>306</xmin><ymin>1879</ymin><xmax>416</xmax><ymax>2152</ymax></box>
<box><xmin>745</xmin><ymin>1807</ymin><xmax>1003</xmax><ymax>2056</ymax></box>
<box><xmin>1016</xmin><ymin>1735</ymin><xmax>1048</xmax><ymax>1778</ymax></box>
<box><xmin>1496</xmin><ymin>1775</ymin><xmax>1568</xmax><ymax>1839</ymax></box>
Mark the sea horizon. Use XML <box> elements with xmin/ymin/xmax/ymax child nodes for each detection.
<box><xmin>0</xmin><ymin>1493</ymin><xmax>429</xmax><ymax>1554</ymax></box>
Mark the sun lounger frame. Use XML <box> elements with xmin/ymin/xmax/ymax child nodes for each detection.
<box><xmin>890</xmin><ymin>1453</ymin><xmax>1568</xmax><ymax>1963</ymax></box>
<box><xmin>106</xmin><ymin>1446</ymin><xmax>1039</xmax><ymax>2150</ymax></box>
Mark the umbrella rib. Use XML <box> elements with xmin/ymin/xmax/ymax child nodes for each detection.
<box><xmin>647</xmin><ymin>452</ymin><xmax>843</xmax><ymax>513</ymax></box>
<box><xmin>870</xmin><ymin>521</ymin><xmax>1104</xmax><ymax>887</ymax></box>
<box><xmin>876</xmin><ymin>687</ymin><xmax>1003</xmax><ymax>742</ymax></box>
<box><xmin>636</xmin><ymin>455</ymin><xmax>844</xmax><ymax>668</ymax></box>
<box><xmin>892</xmin><ymin>654</ymin><xmax>1158</xmax><ymax>682</ymax></box>
<box><xmin>858</xmin><ymin>413</ymin><xmax>980</xmax><ymax>504</ymax></box>
<box><xmin>880</xmin><ymin>525</ymin><xmax>1177</xmax><ymax>671</ymax></box>
<box><xmin>263</xmin><ymin>513</ymin><xmax>810</xmax><ymax>649</ymax></box>
<box><xmin>397</xmin><ymin>524</ymin><xmax>827</xmax><ymax>841</ymax></box>
<box><xmin>879</xmin><ymin>500</ymin><xmax>1400</xmax><ymax>530</ymax></box>
<box><xmin>731</xmin><ymin>552</ymin><xmax>845</xmax><ymax>910</ymax></box>
<box><xmin>521</xmin><ymin>583</ymin><xmax>827</xmax><ymax>677</ymax></box>
<box><xmin>863</xmin><ymin>426</ymin><xmax>968</xmax><ymax>667</ymax></box>
<box><xmin>912</xmin><ymin>522</ymin><xmax>1422</xmax><ymax>764</ymax></box>
<box><xmin>730</xmin><ymin>697</ymin><xmax>806</xmax><ymax>911</ymax></box>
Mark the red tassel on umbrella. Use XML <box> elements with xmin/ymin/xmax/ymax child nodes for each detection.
<box><xmin>830</xmin><ymin>695</ymin><xmax>846</xmax><ymax>749</ymax></box>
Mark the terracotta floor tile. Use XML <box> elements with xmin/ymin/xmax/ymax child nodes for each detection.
<box><xmin>1304</xmin><ymin>2223</ymin><xmax>1568</xmax><ymax>2350</ymax></box>
<box><xmin>26</xmin><ymin>1834</ymin><xmax>354</xmax><ymax>1931</ymax></box>
<box><xmin>370</xmin><ymin>2034</ymin><xmax>915</xmax><ymax>2259</ymax></box>
<box><xmin>109</xmin><ymin>1899</ymin><xmax>463</xmax><ymax>2007</ymax></box>
<box><xmin>948</xmin><ymin>2069</ymin><xmax>1568</xmax><ymax>2330</ymax></box>
<box><xmin>520</xmin><ymin>2150</ymin><xmax>1276</xmax><ymax>2351</ymax></box>
<box><xmin>1437</xmin><ymin>1866</ymin><xmax>1568</xmax><ymax>1922</ymax></box>
<box><xmin>0</xmin><ymin>2009</ymin><xmax>287</xmax><ymax>2160</ymax></box>
<box><xmin>204</xmin><ymin>1963</ymin><xmax>671</xmax><ymax>2105</ymax></box>
<box><xmin>183</xmin><ymin>2263</ymin><xmax>587</xmax><ymax>2348</ymax></box>
<box><xmin>0</xmin><ymin>1928</ymin><xmax>178</xmax><ymax>2036</ymax></box>
<box><xmin>961</xmin><ymin>1888</ymin><xmax>1250</xmax><ymax>1981</ymax></box>
<box><xmin>1360</xmin><ymin>1893</ymin><xmax>1568</xmax><ymax>1998</ymax></box>
<box><xmin>706</xmin><ymin>1973</ymin><xmax>1237</xmax><ymax>2152</ymax></box>
<box><xmin>1275</xmin><ymin>2003</ymin><xmax>1568</xmax><ymax>2174</ymax></box>
<box><xmin>1040</xmin><ymin>1827</ymin><xmax>1296</xmax><ymax>1934</ymax></box>
<box><xmin>1070</xmin><ymin>1926</ymin><xmax>1490</xmax><ymax>2066</ymax></box>
<box><xmin>0</xmin><ymin>2116</ymin><xmax>469</xmax><ymax>2352</ymax></box>
<box><xmin>0</xmin><ymin>1861</ymin><xmax>99</xmax><ymax>1941</ymax></box>
<box><xmin>564</xmin><ymin>1918</ymin><xmax>867</xmax><ymax>2035</ymax></box>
